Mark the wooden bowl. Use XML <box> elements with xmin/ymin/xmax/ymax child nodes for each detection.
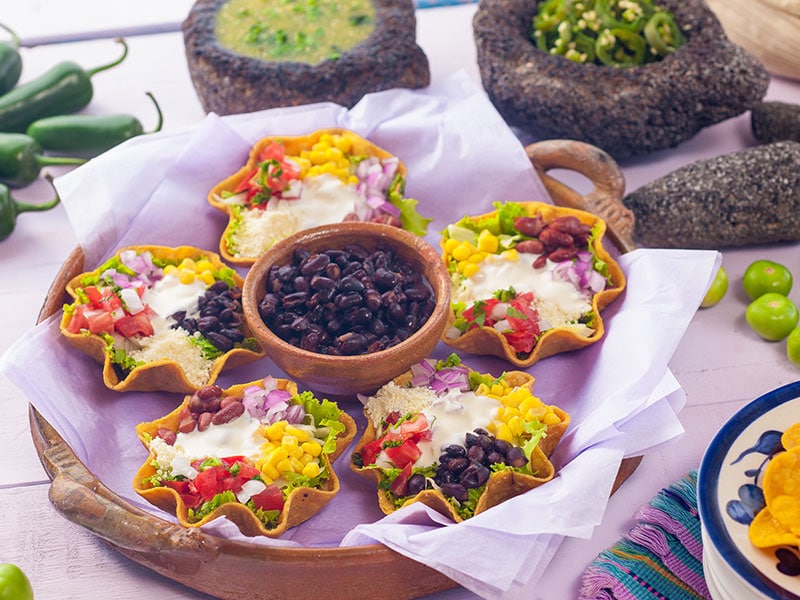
<box><xmin>242</xmin><ymin>221</ymin><xmax>451</xmax><ymax>398</ymax></box>
<box><xmin>30</xmin><ymin>139</ymin><xmax>640</xmax><ymax>600</ymax></box>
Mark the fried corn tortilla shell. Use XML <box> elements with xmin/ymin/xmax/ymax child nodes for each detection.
<box><xmin>749</xmin><ymin>440</ymin><xmax>800</xmax><ymax>548</ymax></box>
<box><xmin>208</xmin><ymin>128</ymin><xmax>408</xmax><ymax>266</ymax></box>
<box><xmin>442</xmin><ymin>202</ymin><xmax>626</xmax><ymax>369</ymax></box>
<box><xmin>59</xmin><ymin>245</ymin><xmax>266</xmax><ymax>393</ymax></box>
<box><xmin>133</xmin><ymin>378</ymin><xmax>357</xmax><ymax>538</ymax></box>
<box><xmin>351</xmin><ymin>368</ymin><xmax>569</xmax><ymax>523</ymax></box>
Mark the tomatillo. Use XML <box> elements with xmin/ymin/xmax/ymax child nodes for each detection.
<box><xmin>787</xmin><ymin>327</ymin><xmax>800</xmax><ymax>367</ymax></box>
<box><xmin>746</xmin><ymin>292</ymin><xmax>800</xmax><ymax>341</ymax></box>
<box><xmin>0</xmin><ymin>563</ymin><xmax>33</xmax><ymax>600</ymax></box>
<box><xmin>743</xmin><ymin>259</ymin><xmax>793</xmax><ymax>300</ymax></box>
<box><xmin>701</xmin><ymin>265</ymin><xmax>728</xmax><ymax>308</ymax></box>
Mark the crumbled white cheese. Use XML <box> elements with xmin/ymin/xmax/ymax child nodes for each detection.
<box><xmin>232</xmin><ymin>208</ymin><xmax>301</xmax><ymax>258</ymax></box>
<box><xmin>363</xmin><ymin>381</ymin><xmax>437</xmax><ymax>429</ymax></box>
<box><xmin>149</xmin><ymin>436</ymin><xmax>198</xmax><ymax>480</ymax></box>
<box><xmin>126</xmin><ymin>328</ymin><xmax>213</xmax><ymax>387</ymax></box>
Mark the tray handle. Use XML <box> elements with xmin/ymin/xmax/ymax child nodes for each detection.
<box><xmin>526</xmin><ymin>139</ymin><xmax>637</xmax><ymax>254</ymax></box>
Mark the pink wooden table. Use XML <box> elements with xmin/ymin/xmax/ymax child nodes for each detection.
<box><xmin>1</xmin><ymin>3</ymin><xmax>799</xmax><ymax>598</ymax></box>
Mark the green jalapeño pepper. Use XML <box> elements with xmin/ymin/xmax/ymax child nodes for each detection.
<box><xmin>0</xmin><ymin>132</ymin><xmax>85</xmax><ymax>188</ymax></box>
<box><xmin>26</xmin><ymin>91</ymin><xmax>164</xmax><ymax>157</ymax></box>
<box><xmin>596</xmin><ymin>27</ymin><xmax>646</xmax><ymax>67</ymax></box>
<box><xmin>0</xmin><ymin>23</ymin><xmax>22</xmax><ymax>96</ymax></box>
<box><xmin>595</xmin><ymin>0</ymin><xmax>654</xmax><ymax>32</ymax></box>
<box><xmin>0</xmin><ymin>37</ymin><xmax>128</xmax><ymax>133</ymax></box>
<box><xmin>0</xmin><ymin>173</ymin><xmax>60</xmax><ymax>241</ymax></box>
<box><xmin>644</xmin><ymin>11</ymin><xmax>686</xmax><ymax>56</ymax></box>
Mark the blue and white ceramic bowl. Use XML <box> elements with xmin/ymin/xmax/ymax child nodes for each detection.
<box><xmin>698</xmin><ymin>381</ymin><xmax>800</xmax><ymax>600</ymax></box>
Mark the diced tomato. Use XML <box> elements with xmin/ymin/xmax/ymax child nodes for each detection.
<box><xmin>180</xmin><ymin>493</ymin><xmax>203</xmax><ymax>509</ymax></box>
<box><xmin>163</xmin><ymin>479</ymin><xmax>191</xmax><ymax>494</ymax></box>
<box><xmin>85</xmin><ymin>310</ymin><xmax>115</xmax><ymax>335</ymax></box>
<box><xmin>114</xmin><ymin>312</ymin><xmax>154</xmax><ymax>337</ymax></box>
<box><xmin>389</xmin><ymin>462</ymin><xmax>413</xmax><ymax>496</ymax></box>
<box><xmin>399</xmin><ymin>413</ymin><xmax>429</xmax><ymax>436</ymax></box>
<box><xmin>251</xmin><ymin>485</ymin><xmax>285</xmax><ymax>512</ymax></box>
<box><xmin>257</xmin><ymin>141</ymin><xmax>286</xmax><ymax>163</ymax></box>
<box><xmin>193</xmin><ymin>465</ymin><xmax>228</xmax><ymax>502</ymax></box>
<box><xmin>358</xmin><ymin>439</ymin><xmax>383</xmax><ymax>466</ymax></box>
<box><xmin>234</xmin><ymin>168</ymin><xmax>260</xmax><ymax>194</ymax></box>
<box><xmin>384</xmin><ymin>438</ymin><xmax>422</xmax><ymax>470</ymax></box>
<box><xmin>66</xmin><ymin>306</ymin><xmax>89</xmax><ymax>334</ymax></box>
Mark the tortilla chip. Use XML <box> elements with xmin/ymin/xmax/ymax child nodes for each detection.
<box><xmin>208</xmin><ymin>128</ymin><xmax>409</xmax><ymax>266</ymax></box>
<box><xmin>441</xmin><ymin>202</ymin><xmax>625</xmax><ymax>368</ymax></box>
<box><xmin>749</xmin><ymin>506</ymin><xmax>800</xmax><ymax>548</ymax></box>
<box><xmin>762</xmin><ymin>446</ymin><xmax>800</xmax><ymax>533</ymax></box>
<box><xmin>133</xmin><ymin>378</ymin><xmax>357</xmax><ymax>538</ymax></box>
<box><xmin>782</xmin><ymin>422</ymin><xmax>800</xmax><ymax>451</ymax></box>
<box><xmin>351</xmin><ymin>364</ymin><xmax>569</xmax><ymax>523</ymax></box>
<box><xmin>59</xmin><ymin>245</ymin><xmax>266</xmax><ymax>393</ymax></box>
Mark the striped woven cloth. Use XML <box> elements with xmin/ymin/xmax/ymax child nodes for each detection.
<box><xmin>579</xmin><ymin>471</ymin><xmax>711</xmax><ymax>600</ymax></box>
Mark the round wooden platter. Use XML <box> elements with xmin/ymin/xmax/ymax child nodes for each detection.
<box><xmin>29</xmin><ymin>139</ymin><xmax>640</xmax><ymax>600</ymax></box>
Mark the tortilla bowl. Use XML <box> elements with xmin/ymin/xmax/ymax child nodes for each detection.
<box><xmin>350</xmin><ymin>364</ymin><xmax>570</xmax><ymax>523</ymax></box>
<box><xmin>441</xmin><ymin>201</ymin><xmax>625</xmax><ymax>368</ymax></box>
<box><xmin>59</xmin><ymin>244</ymin><xmax>266</xmax><ymax>393</ymax></box>
<box><xmin>133</xmin><ymin>377</ymin><xmax>357</xmax><ymax>537</ymax></box>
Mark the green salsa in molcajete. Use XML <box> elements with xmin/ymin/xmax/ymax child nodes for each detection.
<box><xmin>216</xmin><ymin>0</ymin><xmax>375</xmax><ymax>64</ymax></box>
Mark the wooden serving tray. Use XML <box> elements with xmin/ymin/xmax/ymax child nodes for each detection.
<box><xmin>29</xmin><ymin>139</ymin><xmax>638</xmax><ymax>600</ymax></box>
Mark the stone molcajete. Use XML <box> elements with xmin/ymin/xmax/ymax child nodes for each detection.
<box><xmin>473</xmin><ymin>0</ymin><xmax>770</xmax><ymax>159</ymax></box>
<box><xmin>183</xmin><ymin>0</ymin><xmax>430</xmax><ymax>115</ymax></box>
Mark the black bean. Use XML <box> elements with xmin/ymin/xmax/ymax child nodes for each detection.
<box><xmin>300</xmin><ymin>253</ymin><xmax>331</xmax><ymax>276</ymax></box>
<box><xmin>493</xmin><ymin>439</ymin><xmax>513</xmax><ymax>456</ymax></box>
<box><xmin>460</xmin><ymin>463</ymin><xmax>491</xmax><ymax>488</ymax></box>
<box><xmin>406</xmin><ymin>473</ymin><xmax>426</xmax><ymax>496</ymax></box>
<box><xmin>338</xmin><ymin>332</ymin><xmax>368</xmax><ymax>355</ymax></box>
<box><xmin>447</xmin><ymin>457</ymin><xmax>469</xmax><ymax>474</ymax></box>
<box><xmin>444</xmin><ymin>444</ymin><xmax>467</xmax><ymax>458</ymax></box>
<box><xmin>209</xmin><ymin>281</ymin><xmax>229</xmax><ymax>294</ymax></box>
<box><xmin>339</xmin><ymin>275</ymin><xmax>365</xmax><ymax>293</ymax></box>
<box><xmin>206</xmin><ymin>332</ymin><xmax>233</xmax><ymax>352</ymax></box>
<box><xmin>467</xmin><ymin>445</ymin><xmax>486</xmax><ymax>463</ymax></box>
<box><xmin>486</xmin><ymin>451</ymin><xmax>505</xmax><ymax>465</ymax></box>
<box><xmin>506</xmin><ymin>447</ymin><xmax>529</xmax><ymax>468</ymax></box>
<box><xmin>440</xmin><ymin>482</ymin><xmax>469</xmax><ymax>502</ymax></box>
<box><xmin>334</xmin><ymin>291</ymin><xmax>363</xmax><ymax>310</ymax></box>
<box><xmin>374</xmin><ymin>267</ymin><xmax>397</xmax><ymax>290</ymax></box>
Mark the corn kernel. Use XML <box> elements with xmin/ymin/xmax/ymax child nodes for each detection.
<box><xmin>467</xmin><ymin>251</ymin><xmax>487</xmax><ymax>264</ymax></box>
<box><xmin>301</xmin><ymin>441</ymin><xmax>322</xmax><ymax>457</ymax></box>
<box><xmin>312</xmin><ymin>141</ymin><xmax>330</xmax><ymax>152</ymax></box>
<box><xmin>267</xmin><ymin>446</ymin><xmax>289</xmax><ymax>466</ymax></box>
<box><xmin>276</xmin><ymin>458</ymin><xmax>294</xmax><ymax>473</ymax></box>
<box><xmin>178</xmin><ymin>269</ymin><xmax>195</xmax><ymax>285</ymax></box>
<box><xmin>347</xmin><ymin>175</ymin><xmax>359</xmax><ymax>186</ymax></box>
<box><xmin>281</xmin><ymin>434</ymin><xmax>299</xmax><ymax>451</ymax></box>
<box><xmin>302</xmin><ymin>462</ymin><xmax>321</xmax><ymax>478</ymax></box>
<box><xmin>477</xmin><ymin>230</ymin><xmax>499</xmax><ymax>253</ymax></box>
<box><xmin>290</xmin><ymin>457</ymin><xmax>305</xmax><ymax>472</ymax></box>
<box><xmin>195</xmin><ymin>258</ymin><xmax>213</xmax><ymax>272</ymax></box>
<box><xmin>325</xmin><ymin>147</ymin><xmax>344</xmax><ymax>162</ymax></box>
<box><xmin>444</xmin><ymin>238</ymin><xmax>461</xmax><ymax>254</ymax></box>
<box><xmin>461</xmin><ymin>263</ymin><xmax>480</xmax><ymax>278</ymax></box>
<box><xmin>162</xmin><ymin>264</ymin><xmax>179</xmax><ymax>276</ymax></box>
<box><xmin>544</xmin><ymin>412</ymin><xmax>562</xmax><ymax>426</ymax></box>
<box><xmin>179</xmin><ymin>258</ymin><xmax>196</xmax><ymax>271</ymax></box>
<box><xmin>495</xmin><ymin>422</ymin><xmax>513</xmax><ymax>443</ymax></box>
<box><xmin>334</xmin><ymin>135</ymin><xmax>352</xmax><ymax>153</ymax></box>
<box><xmin>265</xmin><ymin>422</ymin><xmax>286</xmax><ymax>441</ymax></box>
<box><xmin>259</xmin><ymin>440</ymin><xmax>277</xmax><ymax>454</ymax></box>
<box><xmin>501</xmin><ymin>249</ymin><xmax>519</xmax><ymax>262</ymax></box>
<box><xmin>507</xmin><ymin>416</ymin><xmax>523</xmax><ymax>436</ymax></box>
<box><xmin>318</xmin><ymin>133</ymin><xmax>334</xmax><ymax>146</ymax></box>
<box><xmin>451</xmin><ymin>242</ymin><xmax>473</xmax><ymax>262</ymax></box>
<box><xmin>526</xmin><ymin>406</ymin><xmax>547</xmax><ymax>421</ymax></box>
<box><xmin>308</xmin><ymin>150</ymin><xmax>327</xmax><ymax>165</ymax></box>
<box><xmin>261</xmin><ymin>463</ymin><xmax>279</xmax><ymax>482</ymax></box>
<box><xmin>299</xmin><ymin>453</ymin><xmax>315</xmax><ymax>465</ymax></box>
<box><xmin>284</xmin><ymin>425</ymin><xmax>310</xmax><ymax>442</ymax></box>
<box><xmin>198</xmin><ymin>271</ymin><xmax>215</xmax><ymax>286</ymax></box>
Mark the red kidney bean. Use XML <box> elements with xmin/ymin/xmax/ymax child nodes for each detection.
<box><xmin>515</xmin><ymin>239</ymin><xmax>544</xmax><ymax>254</ymax></box>
<box><xmin>514</xmin><ymin>215</ymin><xmax>546</xmax><ymax>237</ymax></box>
<box><xmin>197</xmin><ymin>411</ymin><xmax>213</xmax><ymax>432</ymax></box>
<box><xmin>156</xmin><ymin>428</ymin><xmax>177</xmax><ymax>445</ymax></box>
<box><xmin>211</xmin><ymin>400</ymin><xmax>245</xmax><ymax>425</ymax></box>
